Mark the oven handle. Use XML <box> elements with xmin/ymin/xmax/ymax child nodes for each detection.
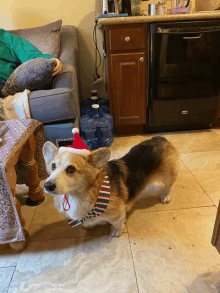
<box><xmin>157</xmin><ymin>27</ymin><xmax>220</xmax><ymax>34</ymax></box>
<box><xmin>183</xmin><ymin>33</ymin><xmax>202</xmax><ymax>39</ymax></box>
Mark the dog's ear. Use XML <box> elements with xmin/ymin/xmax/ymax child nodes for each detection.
<box><xmin>87</xmin><ymin>148</ymin><xmax>110</xmax><ymax>169</ymax></box>
<box><xmin>43</xmin><ymin>141</ymin><xmax>58</xmax><ymax>166</ymax></box>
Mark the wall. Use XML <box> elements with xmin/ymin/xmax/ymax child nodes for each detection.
<box><xmin>196</xmin><ymin>0</ymin><xmax>220</xmax><ymax>11</ymax></box>
<box><xmin>0</xmin><ymin>0</ymin><xmax>106</xmax><ymax>100</ymax></box>
<box><xmin>2</xmin><ymin>0</ymin><xmax>220</xmax><ymax>101</ymax></box>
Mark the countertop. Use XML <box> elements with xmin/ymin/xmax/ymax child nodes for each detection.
<box><xmin>97</xmin><ymin>12</ymin><xmax>220</xmax><ymax>28</ymax></box>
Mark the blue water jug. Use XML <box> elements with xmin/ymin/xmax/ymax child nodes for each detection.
<box><xmin>80</xmin><ymin>90</ymin><xmax>110</xmax><ymax>117</ymax></box>
<box><xmin>80</xmin><ymin>104</ymin><xmax>114</xmax><ymax>150</ymax></box>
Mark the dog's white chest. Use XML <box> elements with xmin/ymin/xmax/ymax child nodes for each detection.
<box><xmin>54</xmin><ymin>194</ymin><xmax>91</xmax><ymax>221</ymax></box>
<box><xmin>64</xmin><ymin>195</ymin><xmax>80</xmax><ymax>220</ymax></box>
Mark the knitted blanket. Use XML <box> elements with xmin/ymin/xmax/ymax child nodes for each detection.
<box><xmin>0</xmin><ymin>119</ymin><xmax>47</xmax><ymax>244</ymax></box>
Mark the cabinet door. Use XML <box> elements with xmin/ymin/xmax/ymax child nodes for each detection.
<box><xmin>110</xmin><ymin>52</ymin><xmax>146</xmax><ymax>125</ymax></box>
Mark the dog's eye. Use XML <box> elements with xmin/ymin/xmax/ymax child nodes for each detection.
<box><xmin>51</xmin><ymin>163</ymin><xmax>56</xmax><ymax>170</ymax></box>
<box><xmin>66</xmin><ymin>165</ymin><xmax>76</xmax><ymax>173</ymax></box>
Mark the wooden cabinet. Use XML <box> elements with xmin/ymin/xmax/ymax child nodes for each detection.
<box><xmin>212</xmin><ymin>104</ymin><xmax>220</xmax><ymax>128</ymax></box>
<box><xmin>104</xmin><ymin>24</ymin><xmax>147</xmax><ymax>126</ymax></box>
<box><xmin>111</xmin><ymin>52</ymin><xmax>146</xmax><ymax>125</ymax></box>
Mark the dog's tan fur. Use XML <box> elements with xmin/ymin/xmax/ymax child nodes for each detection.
<box><xmin>43</xmin><ymin>137</ymin><xmax>179</xmax><ymax>237</ymax></box>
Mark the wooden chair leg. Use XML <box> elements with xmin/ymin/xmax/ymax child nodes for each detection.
<box><xmin>19</xmin><ymin>133</ymin><xmax>45</xmax><ymax>206</ymax></box>
<box><xmin>7</xmin><ymin>165</ymin><xmax>30</xmax><ymax>252</ymax></box>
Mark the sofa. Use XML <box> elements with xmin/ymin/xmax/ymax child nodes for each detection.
<box><xmin>9</xmin><ymin>20</ymin><xmax>80</xmax><ymax>147</ymax></box>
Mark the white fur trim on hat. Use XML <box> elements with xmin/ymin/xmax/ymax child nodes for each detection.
<box><xmin>58</xmin><ymin>147</ymin><xmax>90</xmax><ymax>158</ymax></box>
<box><xmin>72</xmin><ymin>128</ymin><xmax>79</xmax><ymax>134</ymax></box>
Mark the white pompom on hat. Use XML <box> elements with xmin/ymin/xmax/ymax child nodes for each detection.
<box><xmin>58</xmin><ymin>128</ymin><xmax>91</xmax><ymax>157</ymax></box>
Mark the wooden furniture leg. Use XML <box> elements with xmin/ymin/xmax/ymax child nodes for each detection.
<box><xmin>7</xmin><ymin>165</ymin><xmax>30</xmax><ymax>252</ymax></box>
<box><xmin>19</xmin><ymin>133</ymin><xmax>45</xmax><ymax>206</ymax></box>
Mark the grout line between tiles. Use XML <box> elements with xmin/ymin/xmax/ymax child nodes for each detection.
<box><xmin>127</xmin><ymin>204</ymin><xmax>216</xmax><ymax>215</ymax></box>
<box><xmin>197</xmin><ymin>188</ymin><xmax>220</xmax><ymax>208</ymax></box>
<box><xmin>5</xmin><ymin>210</ymin><xmax>29</xmax><ymax>293</ymax></box>
<box><xmin>179</xmin><ymin>157</ymin><xmax>218</xmax><ymax>207</ymax></box>
<box><xmin>127</xmin><ymin>228</ymin><xmax>140</xmax><ymax>293</ymax></box>
<box><xmin>182</xmin><ymin>159</ymin><xmax>219</xmax><ymax>207</ymax></box>
<box><xmin>4</xmin><ymin>203</ymin><xmax>29</xmax><ymax>293</ymax></box>
<box><xmin>0</xmin><ymin>266</ymin><xmax>16</xmax><ymax>269</ymax></box>
<box><xmin>6</xmin><ymin>266</ymin><xmax>16</xmax><ymax>293</ymax></box>
<box><xmin>205</xmin><ymin>194</ymin><xmax>218</xmax><ymax>207</ymax></box>
<box><xmin>28</xmin><ymin>206</ymin><xmax>37</xmax><ymax>233</ymax></box>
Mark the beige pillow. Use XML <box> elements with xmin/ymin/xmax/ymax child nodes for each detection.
<box><xmin>10</xmin><ymin>19</ymin><xmax>62</xmax><ymax>57</ymax></box>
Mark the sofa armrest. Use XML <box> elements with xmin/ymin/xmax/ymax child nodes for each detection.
<box><xmin>52</xmin><ymin>64</ymin><xmax>78</xmax><ymax>90</ymax></box>
<box><xmin>52</xmin><ymin>64</ymin><xmax>80</xmax><ymax>118</ymax></box>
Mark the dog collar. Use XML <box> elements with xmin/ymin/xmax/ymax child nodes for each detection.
<box><xmin>66</xmin><ymin>174</ymin><xmax>110</xmax><ymax>228</ymax></box>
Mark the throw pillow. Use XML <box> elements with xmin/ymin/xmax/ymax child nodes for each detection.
<box><xmin>10</xmin><ymin>20</ymin><xmax>62</xmax><ymax>57</ymax></box>
<box><xmin>1</xmin><ymin>58</ymin><xmax>55</xmax><ymax>97</ymax></box>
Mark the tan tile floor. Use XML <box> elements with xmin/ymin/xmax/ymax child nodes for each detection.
<box><xmin>1</xmin><ymin>128</ymin><xmax>220</xmax><ymax>293</ymax></box>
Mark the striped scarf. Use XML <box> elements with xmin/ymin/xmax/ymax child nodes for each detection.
<box><xmin>68</xmin><ymin>174</ymin><xmax>110</xmax><ymax>228</ymax></box>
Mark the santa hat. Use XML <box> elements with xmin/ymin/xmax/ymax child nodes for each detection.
<box><xmin>58</xmin><ymin>128</ymin><xmax>91</xmax><ymax>157</ymax></box>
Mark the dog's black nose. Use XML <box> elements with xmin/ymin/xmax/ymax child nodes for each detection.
<box><xmin>44</xmin><ymin>182</ymin><xmax>56</xmax><ymax>192</ymax></box>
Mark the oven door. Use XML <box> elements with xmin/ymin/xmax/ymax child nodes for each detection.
<box><xmin>149</xmin><ymin>21</ymin><xmax>220</xmax><ymax>100</ymax></box>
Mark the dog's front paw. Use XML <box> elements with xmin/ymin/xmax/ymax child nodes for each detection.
<box><xmin>110</xmin><ymin>225</ymin><xmax>123</xmax><ymax>237</ymax></box>
<box><xmin>160</xmin><ymin>193</ymin><xmax>171</xmax><ymax>204</ymax></box>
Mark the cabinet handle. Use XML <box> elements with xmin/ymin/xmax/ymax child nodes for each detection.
<box><xmin>139</xmin><ymin>57</ymin><xmax>144</xmax><ymax>62</ymax></box>
<box><xmin>125</xmin><ymin>36</ymin><xmax>130</xmax><ymax>42</ymax></box>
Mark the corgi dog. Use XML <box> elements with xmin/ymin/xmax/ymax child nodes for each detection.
<box><xmin>43</xmin><ymin>136</ymin><xmax>179</xmax><ymax>237</ymax></box>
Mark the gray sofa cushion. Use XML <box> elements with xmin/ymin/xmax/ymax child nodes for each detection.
<box><xmin>28</xmin><ymin>88</ymin><xmax>78</xmax><ymax>124</ymax></box>
<box><xmin>2</xmin><ymin>58</ymin><xmax>55</xmax><ymax>96</ymax></box>
<box><xmin>10</xmin><ymin>20</ymin><xmax>62</xmax><ymax>57</ymax></box>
